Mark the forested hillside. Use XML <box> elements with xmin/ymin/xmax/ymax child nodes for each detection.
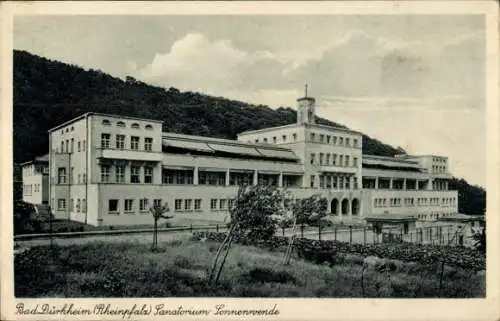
<box><xmin>12</xmin><ymin>50</ymin><xmax>485</xmax><ymax>214</ymax></box>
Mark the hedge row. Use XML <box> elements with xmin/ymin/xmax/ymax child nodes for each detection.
<box><xmin>191</xmin><ymin>232</ymin><xmax>485</xmax><ymax>271</ymax></box>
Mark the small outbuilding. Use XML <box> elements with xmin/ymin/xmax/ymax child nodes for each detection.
<box><xmin>365</xmin><ymin>215</ymin><xmax>417</xmax><ymax>243</ymax></box>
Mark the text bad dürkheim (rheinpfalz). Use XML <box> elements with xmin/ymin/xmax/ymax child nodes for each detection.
<box><xmin>15</xmin><ymin>303</ymin><xmax>280</xmax><ymax>318</ymax></box>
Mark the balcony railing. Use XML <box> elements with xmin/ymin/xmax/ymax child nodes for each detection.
<box><xmin>96</xmin><ymin>147</ymin><xmax>163</xmax><ymax>162</ymax></box>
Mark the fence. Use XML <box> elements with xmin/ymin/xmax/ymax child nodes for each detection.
<box><xmin>277</xmin><ymin>224</ymin><xmax>469</xmax><ymax>247</ymax></box>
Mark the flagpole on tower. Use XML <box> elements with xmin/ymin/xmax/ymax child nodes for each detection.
<box><xmin>305</xmin><ymin>83</ymin><xmax>308</xmax><ymax>97</ymax></box>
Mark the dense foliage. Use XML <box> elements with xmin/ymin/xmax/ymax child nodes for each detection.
<box><xmin>230</xmin><ymin>185</ymin><xmax>285</xmax><ymax>240</ymax></box>
<box><xmin>13</xmin><ymin>50</ymin><xmax>486</xmax><ymax>214</ymax></box>
<box><xmin>192</xmin><ymin>232</ymin><xmax>485</xmax><ymax>272</ymax></box>
<box><xmin>293</xmin><ymin>194</ymin><xmax>328</xmax><ymax>226</ymax></box>
<box><xmin>449</xmin><ymin>178</ymin><xmax>486</xmax><ymax>215</ymax></box>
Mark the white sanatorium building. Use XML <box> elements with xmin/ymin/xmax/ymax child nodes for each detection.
<box><xmin>21</xmin><ymin>91</ymin><xmax>458</xmax><ymax>227</ymax></box>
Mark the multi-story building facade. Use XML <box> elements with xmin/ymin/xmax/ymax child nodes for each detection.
<box><xmin>20</xmin><ymin>154</ymin><xmax>49</xmax><ymax>205</ymax></box>
<box><xmin>32</xmin><ymin>90</ymin><xmax>458</xmax><ymax>227</ymax></box>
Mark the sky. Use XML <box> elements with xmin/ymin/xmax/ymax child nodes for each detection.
<box><xmin>14</xmin><ymin>15</ymin><xmax>486</xmax><ymax>187</ymax></box>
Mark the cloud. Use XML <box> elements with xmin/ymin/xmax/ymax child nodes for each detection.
<box><xmin>136</xmin><ymin>29</ymin><xmax>484</xmax><ymax>111</ymax></box>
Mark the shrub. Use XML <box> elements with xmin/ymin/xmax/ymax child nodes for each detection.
<box><xmin>173</xmin><ymin>256</ymin><xmax>191</xmax><ymax>269</ymax></box>
<box><xmin>245</xmin><ymin>267</ymin><xmax>296</xmax><ymax>284</ymax></box>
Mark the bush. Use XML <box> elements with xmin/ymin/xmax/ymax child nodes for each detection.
<box><xmin>245</xmin><ymin>267</ymin><xmax>296</xmax><ymax>284</ymax></box>
<box><xmin>192</xmin><ymin>232</ymin><xmax>485</xmax><ymax>271</ymax></box>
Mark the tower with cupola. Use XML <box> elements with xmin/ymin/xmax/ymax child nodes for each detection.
<box><xmin>297</xmin><ymin>84</ymin><xmax>316</xmax><ymax>125</ymax></box>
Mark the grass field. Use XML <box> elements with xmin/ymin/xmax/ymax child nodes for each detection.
<box><xmin>15</xmin><ymin>239</ymin><xmax>485</xmax><ymax>298</ymax></box>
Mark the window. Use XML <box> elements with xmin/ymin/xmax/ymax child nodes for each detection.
<box><xmin>263</xmin><ymin>138</ymin><xmax>268</xmax><ymax>143</ymax></box>
<box><xmin>228</xmin><ymin>199</ymin><xmax>235</xmax><ymax>210</ymax></box>
<box><xmin>319</xmin><ymin>153</ymin><xmax>324</xmax><ymax>165</ymax></box>
<box><xmin>345</xmin><ymin>155</ymin><xmax>350</xmax><ymax>167</ymax></box>
<box><xmin>353</xmin><ymin>139</ymin><xmax>358</xmax><ymax>148</ymax></box>
<box><xmin>273</xmin><ymin>136</ymin><xmax>277</xmax><ymax>143</ymax></box>
<box><xmin>293</xmin><ymin>133</ymin><xmax>297</xmax><ymax>141</ymax></box>
<box><xmin>78</xmin><ymin>141</ymin><xmax>81</xmax><ymax>152</ymax></box>
<box><xmin>82</xmin><ymin>173</ymin><xmax>87</xmax><ymax>184</ymax></box>
<box><xmin>108</xmin><ymin>199</ymin><xmax>119</xmax><ymax>213</ymax></box>
<box><xmin>131</xmin><ymin>136</ymin><xmax>139</xmax><ymax>150</ymax></box>
<box><xmin>144</xmin><ymin>166</ymin><xmax>153</xmax><ymax>183</ymax></box>
<box><xmin>163</xmin><ymin>169</ymin><xmax>194</xmax><ymax>185</ymax></box>
<box><xmin>116</xmin><ymin>135</ymin><xmax>125</xmax><ymax>150</ymax></box>
<box><xmin>345</xmin><ymin>138</ymin><xmax>350</xmax><ymax>147</ymax></box>
<box><xmin>255</xmin><ymin>139</ymin><xmax>259</xmax><ymax>143</ymax></box>
<box><xmin>100</xmin><ymin>165</ymin><xmax>111</xmax><ymax>183</ymax></box>
<box><xmin>57</xmin><ymin>167</ymin><xmax>67</xmax><ymax>184</ymax></box>
<box><xmin>339</xmin><ymin>155</ymin><xmax>344</xmax><ymax>166</ymax></box>
<box><xmin>326</xmin><ymin>136</ymin><xmax>331</xmax><ymax>144</ymax></box>
<box><xmin>101</xmin><ymin>134</ymin><xmax>111</xmax><ymax>149</ymax></box>
<box><xmin>71</xmin><ymin>167</ymin><xmax>75</xmax><ymax>183</ymax></box>
<box><xmin>70</xmin><ymin>138</ymin><xmax>74</xmax><ymax>153</ymax></box>
<box><xmin>140</xmin><ymin>198</ymin><xmax>149</xmax><ymax>212</ymax></box>
<box><xmin>145</xmin><ymin>137</ymin><xmax>153</xmax><ymax>151</ymax></box>
<box><xmin>353</xmin><ymin>157</ymin><xmax>358</xmax><ymax>167</ymax></box>
<box><xmin>310</xmin><ymin>153</ymin><xmax>315</xmax><ymax>164</ymax></box>
<box><xmin>65</xmin><ymin>140</ymin><xmax>69</xmax><ymax>152</ymax></box>
<box><xmin>116</xmin><ymin>165</ymin><xmax>125</xmax><ymax>183</ymax></box>
<box><xmin>57</xmin><ymin>199</ymin><xmax>66</xmax><ymax>210</ymax></box>
<box><xmin>319</xmin><ymin>134</ymin><xmax>324</xmax><ymax>143</ymax></box>
<box><xmin>77</xmin><ymin>199</ymin><xmax>81</xmax><ymax>212</ymax></box>
<box><xmin>229</xmin><ymin>172</ymin><xmax>252</xmax><ymax>186</ymax></box>
<box><xmin>102</xmin><ymin>119</ymin><xmax>111</xmax><ymax>126</ymax></box>
<box><xmin>310</xmin><ymin>133</ymin><xmax>315</xmax><ymax>141</ymax></box>
<box><xmin>131</xmin><ymin>166</ymin><xmax>141</xmax><ymax>183</ymax></box>
<box><xmin>131</xmin><ymin>123</ymin><xmax>140</xmax><ymax>129</ymax></box>
<box><xmin>194</xmin><ymin>199</ymin><xmax>202</xmax><ymax>211</ymax></box>
<box><xmin>61</xmin><ymin>141</ymin><xmax>64</xmax><ymax>153</ymax></box>
<box><xmin>325</xmin><ymin>154</ymin><xmax>330</xmax><ymax>165</ymax></box>
<box><xmin>174</xmin><ymin>199</ymin><xmax>183</xmax><ymax>211</ymax></box>
<box><xmin>339</xmin><ymin>137</ymin><xmax>344</xmax><ymax>146</ymax></box>
<box><xmin>82</xmin><ymin>139</ymin><xmax>86</xmax><ymax>151</ymax></box>
<box><xmin>154</xmin><ymin>199</ymin><xmax>162</xmax><ymax>207</ymax></box>
<box><xmin>184</xmin><ymin>199</ymin><xmax>192</xmax><ymax>211</ymax></box>
<box><xmin>125</xmin><ymin>199</ymin><xmax>134</xmax><ymax>212</ymax></box>
<box><xmin>282</xmin><ymin>135</ymin><xmax>287</xmax><ymax>142</ymax></box>
<box><xmin>333</xmin><ymin>136</ymin><xmax>337</xmax><ymax>145</ymax></box>
<box><xmin>310</xmin><ymin>175</ymin><xmax>315</xmax><ymax>188</ymax></box>
<box><xmin>145</xmin><ymin>124</ymin><xmax>153</xmax><ymax>130</ymax></box>
<box><xmin>70</xmin><ymin>199</ymin><xmax>74</xmax><ymax>211</ymax></box>
<box><xmin>332</xmin><ymin>154</ymin><xmax>337</xmax><ymax>166</ymax></box>
<box><xmin>199</xmin><ymin>171</ymin><xmax>225</xmax><ymax>186</ymax></box>
<box><xmin>210</xmin><ymin>199</ymin><xmax>217</xmax><ymax>210</ymax></box>
<box><xmin>219</xmin><ymin>199</ymin><xmax>227</xmax><ymax>210</ymax></box>
<box><xmin>117</xmin><ymin>121</ymin><xmax>125</xmax><ymax>127</ymax></box>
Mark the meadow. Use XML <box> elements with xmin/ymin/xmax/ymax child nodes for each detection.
<box><xmin>15</xmin><ymin>238</ymin><xmax>485</xmax><ymax>298</ymax></box>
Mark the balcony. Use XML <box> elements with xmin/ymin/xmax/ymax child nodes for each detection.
<box><xmin>315</xmin><ymin>164</ymin><xmax>358</xmax><ymax>174</ymax></box>
<box><xmin>96</xmin><ymin>148</ymin><xmax>163</xmax><ymax>162</ymax></box>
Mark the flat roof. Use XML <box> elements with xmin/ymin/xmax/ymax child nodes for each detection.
<box><xmin>363</xmin><ymin>154</ymin><xmax>421</xmax><ymax>165</ymax></box>
<box><xmin>48</xmin><ymin>112</ymin><xmax>163</xmax><ymax>133</ymax></box>
<box><xmin>19</xmin><ymin>154</ymin><xmax>49</xmax><ymax>166</ymax></box>
<box><xmin>365</xmin><ymin>215</ymin><xmax>417</xmax><ymax>222</ymax></box>
<box><xmin>438</xmin><ymin>214</ymin><xmax>484</xmax><ymax>222</ymax></box>
<box><xmin>238</xmin><ymin>122</ymin><xmax>362</xmax><ymax>136</ymax></box>
<box><xmin>163</xmin><ymin>132</ymin><xmax>295</xmax><ymax>152</ymax></box>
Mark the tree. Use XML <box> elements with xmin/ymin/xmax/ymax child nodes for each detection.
<box><xmin>208</xmin><ymin>184</ymin><xmax>286</xmax><ymax>285</ymax></box>
<box><xmin>149</xmin><ymin>202</ymin><xmax>173</xmax><ymax>252</ymax></box>
<box><xmin>283</xmin><ymin>194</ymin><xmax>328</xmax><ymax>265</ymax></box>
<box><xmin>472</xmin><ymin>222</ymin><xmax>486</xmax><ymax>253</ymax></box>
